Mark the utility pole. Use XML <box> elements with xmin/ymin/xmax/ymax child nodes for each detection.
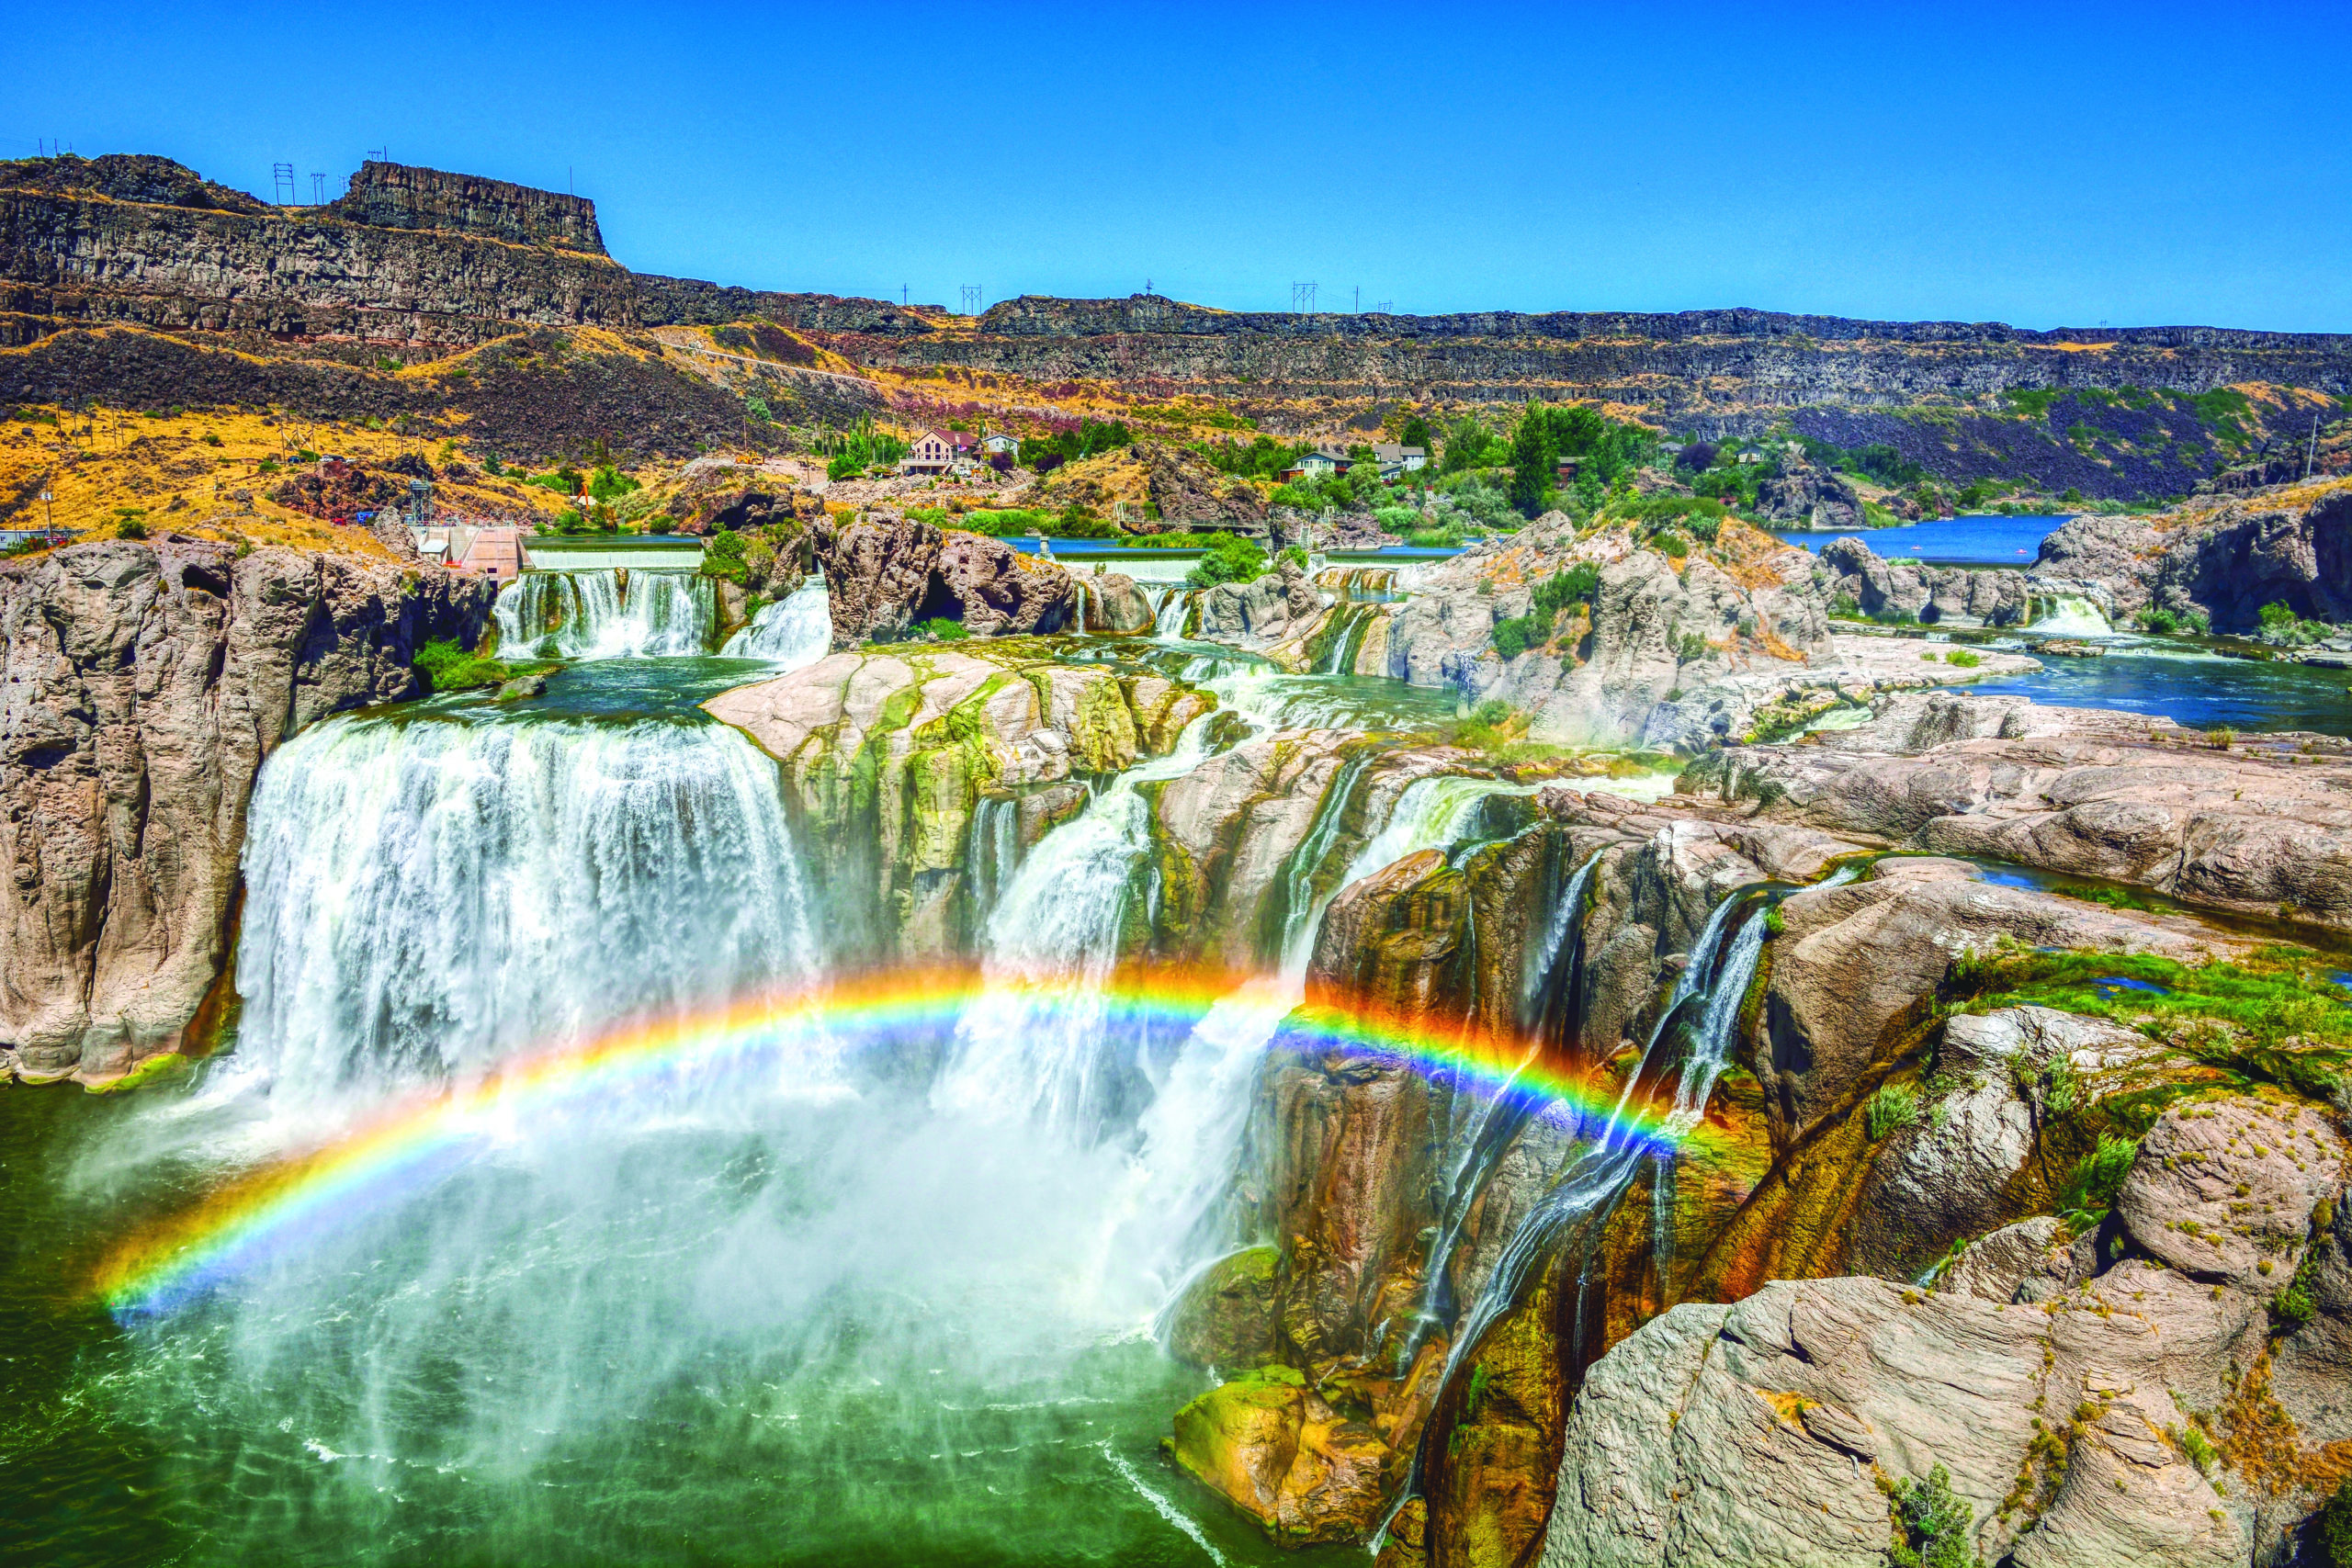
<box><xmin>272</xmin><ymin>163</ymin><xmax>297</xmax><ymax>205</ymax></box>
<box><xmin>310</xmin><ymin>172</ymin><xmax>326</xmax><ymax>205</ymax></box>
<box><xmin>2309</xmin><ymin>414</ymin><xmax>2322</xmax><ymax>480</ymax></box>
<box><xmin>960</xmin><ymin>285</ymin><xmax>981</xmax><ymax>314</ymax></box>
<box><xmin>1353</xmin><ymin>285</ymin><xmax>1360</xmax><ymax>313</ymax></box>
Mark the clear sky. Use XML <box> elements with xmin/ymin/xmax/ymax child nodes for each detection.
<box><xmin>11</xmin><ymin>1</ymin><xmax>2348</xmax><ymax>331</ymax></box>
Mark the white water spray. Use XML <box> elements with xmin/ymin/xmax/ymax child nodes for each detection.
<box><xmin>494</xmin><ymin>570</ymin><xmax>718</xmax><ymax>659</ymax></box>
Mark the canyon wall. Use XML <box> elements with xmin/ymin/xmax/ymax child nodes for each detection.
<box><xmin>0</xmin><ymin>539</ymin><xmax>495</xmax><ymax>1083</ymax></box>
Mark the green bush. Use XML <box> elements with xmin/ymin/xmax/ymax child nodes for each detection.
<box><xmin>114</xmin><ymin>513</ymin><xmax>148</xmax><ymax>540</ymax></box>
<box><xmin>1889</xmin><ymin>1464</ymin><xmax>1979</xmax><ymax>1568</ymax></box>
<box><xmin>701</xmin><ymin>530</ymin><xmax>748</xmax><ymax>584</ymax></box>
<box><xmin>413</xmin><ymin>638</ymin><xmax>523</xmax><ymax>694</ymax></box>
<box><xmin>1277</xmin><ymin>545</ymin><xmax>1308</xmax><ymax>570</ymax></box>
<box><xmin>1186</xmin><ymin>531</ymin><xmax>1269</xmax><ymax>589</ymax></box>
<box><xmin>2056</xmin><ymin>1134</ymin><xmax>2139</xmax><ymax>1216</ymax></box>
<box><xmin>911</xmin><ymin>616</ymin><xmax>969</xmax><ymax>641</ymax></box>
<box><xmin>1650</xmin><ymin>529</ymin><xmax>1690</xmax><ymax>558</ymax></box>
<box><xmin>1868</xmin><ymin>1083</ymin><xmax>1920</xmax><ymax>1140</ymax></box>
<box><xmin>2317</xmin><ymin>1477</ymin><xmax>2352</xmax><ymax>1566</ymax></box>
<box><xmin>586</xmin><ymin>465</ymin><xmax>639</xmax><ymax>502</ymax></box>
<box><xmin>1492</xmin><ymin>610</ymin><xmax>1553</xmax><ymax>660</ymax></box>
<box><xmin>1947</xmin><ymin>649</ymin><xmax>1981</xmax><ymax>668</ymax></box>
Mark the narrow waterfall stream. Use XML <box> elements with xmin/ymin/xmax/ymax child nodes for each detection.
<box><xmin>720</xmin><ymin>579</ymin><xmax>831</xmax><ymax>665</ymax></box>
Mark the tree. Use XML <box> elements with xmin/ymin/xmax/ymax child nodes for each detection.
<box><xmin>1509</xmin><ymin>400</ymin><xmax>1557</xmax><ymax>517</ymax></box>
<box><xmin>1186</xmin><ymin>531</ymin><xmax>1269</xmax><ymax>589</ymax></box>
<box><xmin>1398</xmin><ymin>413</ymin><xmax>1432</xmax><ymax>453</ymax></box>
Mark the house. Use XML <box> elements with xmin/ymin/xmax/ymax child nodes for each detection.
<box><xmin>1371</xmin><ymin>443</ymin><xmax>1428</xmax><ymax>479</ymax></box>
<box><xmin>981</xmin><ymin>433</ymin><xmax>1018</xmax><ymax>455</ymax></box>
<box><xmin>901</xmin><ymin>429</ymin><xmax>978</xmax><ymax>475</ymax></box>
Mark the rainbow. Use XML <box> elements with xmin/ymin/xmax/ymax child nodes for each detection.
<box><xmin>92</xmin><ymin>966</ymin><xmax>1719</xmax><ymax>1318</ymax></box>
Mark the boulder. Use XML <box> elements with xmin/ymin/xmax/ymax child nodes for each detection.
<box><xmin>2116</xmin><ymin>1096</ymin><xmax>2346</xmax><ymax>1297</ymax></box>
<box><xmin>813</xmin><ymin>514</ymin><xmax>1076</xmax><ymax>646</ymax></box>
<box><xmin>1540</xmin><ymin>1272</ymin><xmax>2259</xmax><ymax>1568</ymax></box>
<box><xmin>1167</xmin><ymin>1363</ymin><xmax>1390</xmax><ymax>1545</ymax></box>
<box><xmin>1168</xmin><ymin>1246</ymin><xmax>1281</xmax><ymax>1371</ymax></box>
<box><xmin>1080</xmin><ymin>570</ymin><xmax>1155</xmax><ymax>633</ymax></box>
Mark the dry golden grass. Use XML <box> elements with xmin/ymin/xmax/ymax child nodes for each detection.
<box><xmin>0</xmin><ymin>402</ymin><xmax>568</xmax><ymax>561</ymax></box>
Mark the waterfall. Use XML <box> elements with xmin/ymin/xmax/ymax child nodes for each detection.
<box><xmin>1426</xmin><ymin>892</ymin><xmax>1773</xmax><ymax>1404</ymax></box>
<box><xmin>963</xmin><ymin>792</ymin><xmax>1023</xmax><ymax>931</ymax></box>
<box><xmin>1152</xmin><ymin>586</ymin><xmax>1194</xmax><ymax>639</ymax></box>
<box><xmin>492</xmin><ymin>570</ymin><xmax>717</xmax><ymax>659</ymax></box>
<box><xmin>2030</xmin><ymin>594</ymin><xmax>2113</xmax><ymax>637</ymax></box>
<box><xmin>721</xmin><ymin>579</ymin><xmax>831</xmax><ymax>666</ymax></box>
<box><xmin>230</xmin><ymin>704</ymin><xmax>823</xmax><ymax>1106</ymax></box>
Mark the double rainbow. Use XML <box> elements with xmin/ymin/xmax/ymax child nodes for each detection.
<box><xmin>92</xmin><ymin>966</ymin><xmax>1715</xmax><ymax>1318</ymax></box>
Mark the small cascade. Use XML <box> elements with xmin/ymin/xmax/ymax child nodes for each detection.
<box><xmin>2030</xmin><ymin>594</ymin><xmax>2113</xmax><ymax>637</ymax></box>
<box><xmin>1152</xmin><ymin>586</ymin><xmax>1195</xmax><ymax>639</ymax></box>
<box><xmin>721</xmin><ymin>579</ymin><xmax>831</xmax><ymax>667</ymax></box>
<box><xmin>1313</xmin><ymin>603</ymin><xmax>1380</xmax><ymax>675</ymax></box>
<box><xmin>1416</xmin><ymin>847</ymin><xmax>1606</xmax><ymax>1322</ymax></box>
<box><xmin>1313</xmin><ymin>565</ymin><xmax>1400</xmax><ymax>604</ymax></box>
<box><xmin>492</xmin><ymin>570</ymin><xmax>718</xmax><ymax>659</ymax></box>
<box><xmin>962</xmin><ymin>792</ymin><xmax>1023</xmax><ymax>930</ymax></box>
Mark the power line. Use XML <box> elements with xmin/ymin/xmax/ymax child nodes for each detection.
<box><xmin>271</xmin><ymin>163</ymin><xmax>296</xmax><ymax>206</ymax></box>
<box><xmin>960</xmin><ymin>285</ymin><xmax>981</xmax><ymax>314</ymax></box>
<box><xmin>1291</xmin><ymin>281</ymin><xmax>1317</xmax><ymax>313</ymax></box>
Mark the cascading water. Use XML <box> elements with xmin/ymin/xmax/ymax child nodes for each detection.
<box><xmin>2030</xmin><ymin>593</ymin><xmax>2114</xmax><ymax>637</ymax></box>
<box><xmin>493</xmin><ymin>569</ymin><xmax>717</xmax><ymax>658</ymax></box>
<box><xmin>720</xmin><ymin>578</ymin><xmax>831</xmax><ymax>666</ymax></box>
<box><xmin>1153</xmin><ymin>585</ymin><xmax>1195</xmax><ymax>639</ymax></box>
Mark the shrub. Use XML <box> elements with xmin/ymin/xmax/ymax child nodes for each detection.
<box><xmin>413</xmin><ymin>638</ymin><xmax>517</xmax><ymax>694</ymax></box>
<box><xmin>2260</xmin><ymin>601</ymin><xmax>2300</xmax><ymax>634</ymax></box>
<box><xmin>1373</xmin><ymin>504</ymin><xmax>1420</xmax><ymax>535</ymax></box>
<box><xmin>2318</xmin><ymin>1476</ymin><xmax>2352</xmax><ymax>1567</ymax></box>
<box><xmin>1676</xmin><ymin>632</ymin><xmax>1709</xmax><ymax>662</ymax></box>
<box><xmin>586</xmin><ymin>465</ymin><xmax>639</xmax><ymax>502</ymax></box>
<box><xmin>1889</xmin><ymin>1464</ymin><xmax>1979</xmax><ymax>1568</ymax></box>
<box><xmin>744</xmin><ymin>396</ymin><xmax>772</xmax><ymax>424</ymax></box>
<box><xmin>2206</xmin><ymin>725</ymin><xmax>2234</xmax><ymax>750</ymax></box>
<box><xmin>1674</xmin><ymin>440</ymin><xmax>1718</xmax><ymax>471</ymax></box>
<box><xmin>2056</xmin><ymin>1134</ymin><xmax>2139</xmax><ymax>1215</ymax></box>
<box><xmin>1277</xmin><ymin>545</ymin><xmax>1308</xmax><ymax>570</ymax></box>
<box><xmin>114</xmin><ymin>513</ymin><xmax>148</xmax><ymax>540</ymax></box>
<box><xmin>701</xmin><ymin>530</ymin><xmax>749</xmax><ymax>584</ymax></box>
<box><xmin>1948</xmin><ymin>649</ymin><xmax>1981</xmax><ymax>668</ymax></box>
<box><xmin>648</xmin><ymin>516</ymin><xmax>675</xmax><ymax>535</ymax></box>
<box><xmin>1186</xmin><ymin>531</ymin><xmax>1269</xmax><ymax>589</ymax></box>
<box><xmin>202</xmin><ymin>432</ymin><xmax>222</xmax><ymax>447</ymax></box>
<box><xmin>1492</xmin><ymin>610</ymin><xmax>1553</xmax><ymax>660</ymax></box>
<box><xmin>1650</xmin><ymin>528</ymin><xmax>1690</xmax><ymax>558</ymax></box>
<box><xmin>911</xmin><ymin>616</ymin><xmax>968</xmax><ymax>641</ymax></box>
<box><xmin>1869</xmin><ymin>1083</ymin><xmax>1920</xmax><ymax>1140</ymax></box>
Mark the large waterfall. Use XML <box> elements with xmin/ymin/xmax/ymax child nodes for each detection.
<box><xmin>492</xmin><ymin>569</ymin><xmax>718</xmax><ymax>658</ymax></box>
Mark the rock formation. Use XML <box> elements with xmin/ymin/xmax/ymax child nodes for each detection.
<box><xmin>811</xmin><ymin>515</ymin><xmax>1075</xmax><ymax>647</ymax></box>
<box><xmin>2034</xmin><ymin>480</ymin><xmax>2352</xmax><ymax>631</ymax></box>
<box><xmin>1821</xmin><ymin>535</ymin><xmax>2030</xmax><ymax>626</ymax></box>
<box><xmin>0</xmin><ymin>539</ymin><xmax>493</xmax><ymax>1082</ymax></box>
<box><xmin>1755</xmin><ymin>457</ymin><xmax>1863</xmax><ymax>530</ymax></box>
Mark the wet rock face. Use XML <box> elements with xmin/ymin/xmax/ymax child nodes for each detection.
<box><xmin>0</xmin><ymin>541</ymin><xmax>494</xmax><ymax>1082</ymax></box>
<box><xmin>1079</xmin><ymin>571</ymin><xmax>1155</xmax><ymax>633</ymax></box>
<box><xmin>2117</xmin><ymin>1098</ymin><xmax>2346</xmax><ymax>1296</ymax></box>
<box><xmin>1167</xmin><ymin>1363</ymin><xmax>1390</xmax><ymax>1545</ymax></box>
<box><xmin>812</xmin><ymin>517</ymin><xmax>1074</xmax><ymax>647</ymax></box>
<box><xmin>1542</xmin><ymin>1272</ymin><xmax>2260</xmax><ymax>1568</ymax></box>
<box><xmin>704</xmin><ymin>649</ymin><xmax>1205</xmax><ymax>954</ymax></box>
<box><xmin>1167</xmin><ymin>1247</ymin><xmax>1281</xmax><ymax>1370</ymax></box>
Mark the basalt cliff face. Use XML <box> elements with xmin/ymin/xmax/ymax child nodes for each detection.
<box><xmin>6</xmin><ymin>152</ymin><xmax>2352</xmax><ymax>492</ymax></box>
<box><xmin>2034</xmin><ymin>480</ymin><xmax>2352</xmax><ymax>630</ymax></box>
<box><xmin>0</xmin><ymin>539</ymin><xmax>494</xmax><ymax>1083</ymax></box>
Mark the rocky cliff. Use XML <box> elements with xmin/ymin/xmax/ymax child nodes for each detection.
<box><xmin>7</xmin><ymin>153</ymin><xmax>2352</xmax><ymax>497</ymax></box>
<box><xmin>2034</xmin><ymin>479</ymin><xmax>2352</xmax><ymax>630</ymax></box>
<box><xmin>0</xmin><ymin>539</ymin><xmax>494</xmax><ymax>1083</ymax></box>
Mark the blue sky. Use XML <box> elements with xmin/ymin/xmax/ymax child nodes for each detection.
<box><xmin>11</xmin><ymin>2</ymin><xmax>2348</xmax><ymax>331</ymax></box>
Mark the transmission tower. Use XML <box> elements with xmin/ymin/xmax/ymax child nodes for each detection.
<box><xmin>960</xmin><ymin>285</ymin><xmax>981</xmax><ymax>314</ymax></box>
<box><xmin>271</xmin><ymin>163</ymin><xmax>297</xmax><ymax>205</ymax></box>
<box><xmin>1291</xmin><ymin>281</ymin><xmax>1317</xmax><ymax>313</ymax></box>
<box><xmin>1373</xmin><ymin>299</ymin><xmax>1393</xmax><ymax>314</ymax></box>
<box><xmin>310</xmin><ymin>172</ymin><xmax>326</xmax><ymax>205</ymax></box>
